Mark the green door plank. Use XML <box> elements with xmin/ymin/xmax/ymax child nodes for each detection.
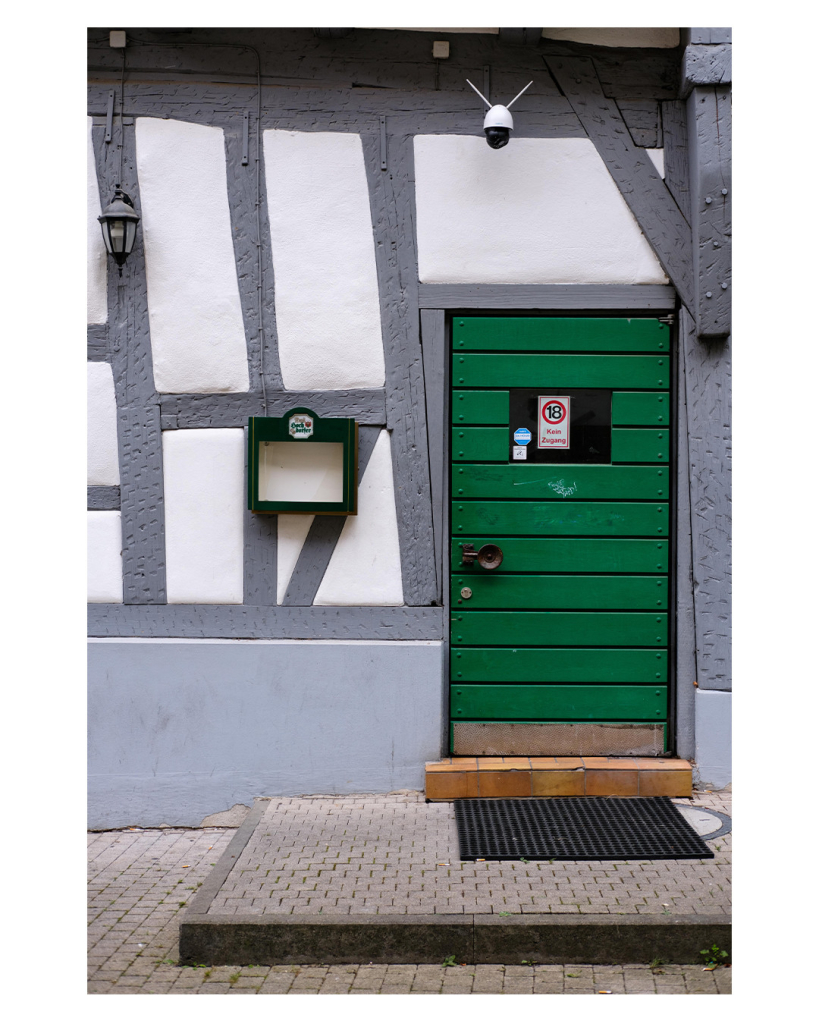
<box><xmin>454</xmin><ymin>464</ymin><xmax>669</xmax><ymax>500</ymax></box>
<box><xmin>452</xmin><ymin>427</ymin><xmax>508</xmax><ymax>461</ymax></box>
<box><xmin>451</xmin><ymin>537</ymin><xmax>669</xmax><ymax>573</ymax></box>
<box><xmin>451</xmin><ymin>574</ymin><xmax>669</xmax><ymax>610</ymax></box>
<box><xmin>450</xmin><ymin>684</ymin><xmax>667</xmax><ymax>720</ymax></box>
<box><xmin>454</xmin><ymin>354</ymin><xmax>670</xmax><ymax>389</ymax></box>
<box><xmin>451</xmin><ymin>611</ymin><xmax>668</xmax><ymax>647</ymax></box>
<box><xmin>452</xmin><ymin>391</ymin><xmax>509</xmax><ymax>425</ymax></box>
<box><xmin>453</xmin><ymin>317</ymin><xmax>670</xmax><ymax>353</ymax></box>
<box><xmin>612</xmin><ymin>392</ymin><xmax>670</xmax><ymax>426</ymax></box>
<box><xmin>612</xmin><ymin>429</ymin><xmax>670</xmax><ymax>463</ymax></box>
<box><xmin>452</xmin><ymin>501</ymin><xmax>669</xmax><ymax>537</ymax></box>
<box><xmin>451</xmin><ymin>648</ymin><xmax>668</xmax><ymax>683</ymax></box>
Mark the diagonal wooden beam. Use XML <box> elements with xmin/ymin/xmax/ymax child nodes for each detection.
<box><xmin>545</xmin><ymin>56</ymin><xmax>694</xmax><ymax>318</ymax></box>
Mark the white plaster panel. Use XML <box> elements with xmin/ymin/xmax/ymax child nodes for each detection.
<box><xmin>264</xmin><ymin>130</ymin><xmax>385</xmax><ymax>389</ymax></box>
<box><xmin>541</xmin><ymin>28</ymin><xmax>679</xmax><ymax>48</ymax></box>
<box><xmin>414</xmin><ymin>136</ymin><xmax>668</xmax><ymax>285</ymax></box>
<box><xmin>647</xmin><ymin>148</ymin><xmax>665</xmax><ymax>179</ymax></box>
<box><xmin>88</xmin><ymin>512</ymin><xmax>122</xmax><ymax>603</ymax></box>
<box><xmin>135</xmin><ymin>118</ymin><xmax>250</xmax><ymax>394</ymax></box>
<box><xmin>276</xmin><ymin>515</ymin><xmax>315</xmax><ymax>604</ymax></box>
<box><xmin>87</xmin><ymin>362</ymin><xmax>120</xmax><ymax>485</ymax></box>
<box><xmin>87</xmin><ymin>117</ymin><xmax>108</xmax><ymax>324</ymax></box>
<box><xmin>314</xmin><ymin>430</ymin><xmax>403</xmax><ymax>606</ymax></box>
<box><xmin>162</xmin><ymin>429</ymin><xmax>245</xmax><ymax>604</ymax></box>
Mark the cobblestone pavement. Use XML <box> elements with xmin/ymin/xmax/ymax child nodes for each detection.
<box><xmin>210</xmin><ymin>790</ymin><xmax>731</xmax><ymax>916</ymax></box>
<box><xmin>88</xmin><ymin>790</ymin><xmax>731</xmax><ymax>995</ymax></box>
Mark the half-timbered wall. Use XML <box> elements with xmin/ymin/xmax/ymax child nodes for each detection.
<box><xmin>87</xmin><ymin>28</ymin><xmax>731</xmax><ymax>824</ymax></box>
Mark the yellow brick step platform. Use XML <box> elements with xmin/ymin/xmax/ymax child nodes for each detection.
<box><xmin>425</xmin><ymin>756</ymin><xmax>692</xmax><ymax>800</ymax></box>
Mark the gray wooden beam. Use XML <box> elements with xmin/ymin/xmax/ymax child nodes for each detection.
<box><xmin>661</xmin><ymin>100</ymin><xmax>691</xmax><ymax>226</ymax></box>
<box><xmin>675</xmin><ymin>331</ymin><xmax>696</xmax><ymax>760</ymax></box>
<box><xmin>418</xmin><ymin>284</ymin><xmax>677</xmax><ymax>310</ymax></box>
<box><xmin>88</xmin><ymin>603</ymin><xmax>445</xmax><ymax>640</ymax></box>
<box><xmin>497</xmin><ymin>28</ymin><xmax>543</xmax><ymax>46</ymax></box>
<box><xmin>223</xmin><ymin>111</ymin><xmax>283</xmax><ymax>395</ymax></box>
<box><xmin>680</xmin><ymin>308</ymin><xmax>731</xmax><ymax>691</ymax></box>
<box><xmin>87</xmin><ymin>324</ymin><xmax>109</xmax><ymax>361</ymax></box>
<box><xmin>362</xmin><ymin>130</ymin><xmax>437</xmax><ymax>606</ymax></box>
<box><xmin>687</xmin><ymin>86</ymin><xmax>731</xmax><ymax>338</ymax></box>
<box><xmin>544</xmin><ymin>56</ymin><xmax>695</xmax><ymax>318</ymax></box>
<box><xmin>158</xmin><ymin>390</ymin><xmax>387</xmax><ymax>429</ymax></box>
<box><xmin>618</xmin><ymin>99</ymin><xmax>660</xmax><ymax>148</ymax></box>
<box><xmin>680</xmin><ymin>44</ymin><xmax>731</xmax><ymax>97</ymax></box>
<box><xmin>93</xmin><ymin>120</ymin><xmax>167</xmax><ymax>604</ymax></box>
<box><xmin>420</xmin><ymin>310</ymin><xmax>446</xmax><ymax>604</ymax></box>
<box><xmin>88</xmin><ymin>486</ymin><xmax>121</xmax><ymax>511</ymax></box>
<box><xmin>281</xmin><ymin>426</ymin><xmax>381</xmax><ymax>606</ymax></box>
<box><xmin>684</xmin><ymin>28</ymin><xmax>732</xmax><ymax>45</ymax></box>
<box><xmin>243</xmin><ymin>508</ymin><xmax>277</xmax><ymax>605</ymax></box>
<box><xmin>88</xmin><ymin>29</ymin><xmax>681</xmax><ymax>100</ymax></box>
<box><xmin>118</xmin><ymin>403</ymin><xmax>167</xmax><ymax>604</ymax></box>
<box><xmin>242</xmin><ymin>427</ymin><xmax>277</xmax><ymax>606</ymax></box>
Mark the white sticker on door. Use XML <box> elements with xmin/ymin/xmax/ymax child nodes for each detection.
<box><xmin>538</xmin><ymin>396</ymin><xmax>570</xmax><ymax>449</ymax></box>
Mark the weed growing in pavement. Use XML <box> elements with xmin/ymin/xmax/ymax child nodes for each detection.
<box><xmin>649</xmin><ymin>957</ymin><xmax>666</xmax><ymax>974</ymax></box>
<box><xmin>178</xmin><ymin>901</ymin><xmax>187</xmax><ymax>907</ymax></box>
<box><xmin>699</xmin><ymin>944</ymin><xmax>729</xmax><ymax>967</ymax></box>
<box><xmin>442</xmin><ymin>955</ymin><xmax>459</xmax><ymax>967</ymax></box>
<box><xmin>229</xmin><ymin>973</ymin><xmax>240</xmax><ymax>983</ymax></box>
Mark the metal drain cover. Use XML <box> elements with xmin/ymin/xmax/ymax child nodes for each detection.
<box><xmin>455</xmin><ymin>797</ymin><xmax>714</xmax><ymax>861</ymax></box>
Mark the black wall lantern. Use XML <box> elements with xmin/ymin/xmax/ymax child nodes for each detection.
<box><xmin>98</xmin><ymin>185</ymin><xmax>140</xmax><ymax>275</ymax></box>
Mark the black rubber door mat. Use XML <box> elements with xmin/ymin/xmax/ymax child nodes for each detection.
<box><xmin>455</xmin><ymin>797</ymin><xmax>714</xmax><ymax>861</ymax></box>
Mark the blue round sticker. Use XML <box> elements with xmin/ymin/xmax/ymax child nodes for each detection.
<box><xmin>513</xmin><ymin>428</ymin><xmax>532</xmax><ymax>445</ymax></box>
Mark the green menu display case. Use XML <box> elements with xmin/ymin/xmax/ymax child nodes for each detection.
<box><xmin>247</xmin><ymin>409</ymin><xmax>358</xmax><ymax>515</ymax></box>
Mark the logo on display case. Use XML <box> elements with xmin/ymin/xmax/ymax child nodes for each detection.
<box><xmin>288</xmin><ymin>414</ymin><xmax>314</xmax><ymax>439</ymax></box>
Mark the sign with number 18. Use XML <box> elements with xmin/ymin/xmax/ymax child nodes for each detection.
<box><xmin>538</xmin><ymin>396</ymin><xmax>570</xmax><ymax>448</ymax></box>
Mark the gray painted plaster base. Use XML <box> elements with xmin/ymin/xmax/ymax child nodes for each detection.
<box><xmin>694</xmin><ymin>689</ymin><xmax>732</xmax><ymax>789</ymax></box>
<box><xmin>88</xmin><ymin>640</ymin><xmax>443</xmax><ymax>828</ymax></box>
<box><xmin>179</xmin><ymin>913</ymin><xmax>731</xmax><ymax>966</ymax></box>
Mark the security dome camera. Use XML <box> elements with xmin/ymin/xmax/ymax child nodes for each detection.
<box><xmin>483</xmin><ymin>105</ymin><xmax>513</xmax><ymax>149</ymax></box>
<box><xmin>466</xmin><ymin>79</ymin><xmax>533</xmax><ymax>149</ymax></box>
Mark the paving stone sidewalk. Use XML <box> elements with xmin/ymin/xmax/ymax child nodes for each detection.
<box><xmin>210</xmin><ymin>790</ymin><xmax>731</xmax><ymax>916</ymax></box>
<box><xmin>88</xmin><ymin>789</ymin><xmax>731</xmax><ymax>995</ymax></box>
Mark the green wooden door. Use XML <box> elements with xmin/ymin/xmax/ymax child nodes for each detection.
<box><xmin>449</xmin><ymin>317</ymin><xmax>672</xmax><ymax>754</ymax></box>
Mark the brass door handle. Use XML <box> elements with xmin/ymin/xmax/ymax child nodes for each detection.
<box><xmin>461</xmin><ymin>543</ymin><xmax>504</xmax><ymax>570</ymax></box>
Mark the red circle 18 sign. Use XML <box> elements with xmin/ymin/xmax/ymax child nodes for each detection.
<box><xmin>541</xmin><ymin>399</ymin><xmax>567</xmax><ymax>425</ymax></box>
<box><xmin>537</xmin><ymin>395</ymin><xmax>571</xmax><ymax>449</ymax></box>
